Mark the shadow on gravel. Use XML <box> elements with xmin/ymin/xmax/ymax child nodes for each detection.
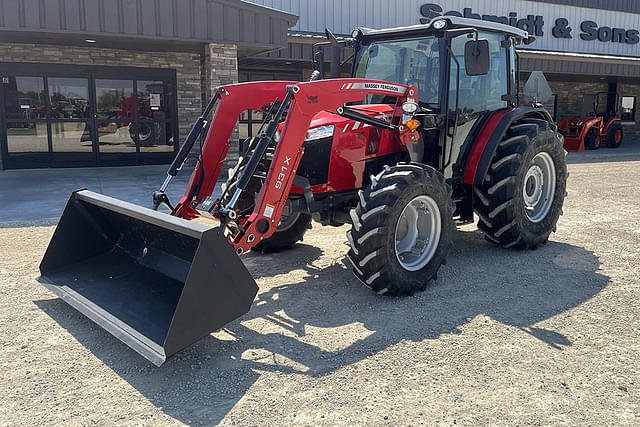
<box><xmin>35</xmin><ymin>228</ymin><xmax>609</xmax><ymax>425</ymax></box>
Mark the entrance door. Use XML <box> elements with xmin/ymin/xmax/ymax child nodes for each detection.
<box><xmin>48</xmin><ymin>77</ymin><xmax>94</xmax><ymax>167</ymax></box>
<box><xmin>1</xmin><ymin>75</ymin><xmax>49</xmax><ymax>168</ymax></box>
<box><xmin>94</xmin><ymin>78</ymin><xmax>137</xmax><ymax>166</ymax></box>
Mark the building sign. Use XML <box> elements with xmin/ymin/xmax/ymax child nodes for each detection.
<box><xmin>419</xmin><ymin>3</ymin><xmax>640</xmax><ymax>45</ymax></box>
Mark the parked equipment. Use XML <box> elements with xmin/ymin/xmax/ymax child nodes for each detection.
<box><xmin>558</xmin><ymin>92</ymin><xmax>624</xmax><ymax>151</ymax></box>
<box><xmin>40</xmin><ymin>17</ymin><xmax>567</xmax><ymax>365</ymax></box>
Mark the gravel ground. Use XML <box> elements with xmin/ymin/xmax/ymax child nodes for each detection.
<box><xmin>1</xmin><ymin>159</ymin><xmax>639</xmax><ymax>425</ymax></box>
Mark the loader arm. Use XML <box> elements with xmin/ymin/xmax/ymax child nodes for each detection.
<box><xmin>172</xmin><ymin>81</ymin><xmax>297</xmax><ymax>219</ymax></box>
<box><xmin>173</xmin><ymin>78</ymin><xmax>419</xmax><ymax>254</ymax></box>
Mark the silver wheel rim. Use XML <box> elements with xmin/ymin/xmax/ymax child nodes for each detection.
<box><xmin>523</xmin><ymin>152</ymin><xmax>556</xmax><ymax>223</ymax></box>
<box><xmin>394</xmin><ymin>195</ymin><xmax>441</xmax><ymax>272</ymax></box>
<box><xmin>277</xmin><ymin>210</ymin><xmax>300</xmax><ymax>232</ymax></box>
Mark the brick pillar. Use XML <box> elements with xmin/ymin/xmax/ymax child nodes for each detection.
<box><xmin>204</xmin><ymin>43</ymin><xmax>239</xmax><ymax>172</ymax></box>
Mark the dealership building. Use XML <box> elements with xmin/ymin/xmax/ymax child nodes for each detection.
<box><xmin>0</xmin><ymin>0</ymin><xmax>639</xmax><ymax>170</ymax></box>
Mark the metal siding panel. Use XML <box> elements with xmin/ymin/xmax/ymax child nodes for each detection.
<box><xmin>242</xmin><ymin>9</ymin><xmax>256</xmax><ymax>43</ymax></box>
<box><xmin>193</xmin><ymin>0</ymin><xmax>207</xmax><ymax>39</ymax></box>
<box><xmin>9</xmin><ymin>0</ymin><xmax>23</xmax><ymax>28</ymax></box>
<box><xmin>84</xmin><ymin>0</ymin><xmax>100</xmax><ymax>31</ymax></box>
<box><xmin>207</xmin><ymin>1</ymin><xmax>224</xmax><ymax>41</ymax></box>
<box><xmin>43</xmin><ymin>0</ymin><xmax>61</xmax><ymax>29</ymax></box>
<box><xmin>102</xmin><ymin>0</ymin><xmax>119</xmax><ymax>32</ymax></box>
<box><xmin>157</xmin><ymin>0</ymin><xmax>174</xmax><ymax>37</ymax></box>
<box><xmin>176</xmin><ymin>0</ymin><xmax>191</xmax><ymax>38</ymax></box>
<box><xmin>122</xmin><ymin>0</ymin><xmax>138</xmax><ymax>34</ymax></box>
<box><xmin>140</xmin><ymin>0</ymin><xmax>156</xmax><ymax>35</ymax></box>
<box><xmin>223</xmin><ymin>5</ymin><xmax>240</xmax><ymax>43</ymax></box>
<box><xmin>64</xmin><ymin>0</ymin><xmax>81</xmax><ymax>30</ymax></box>
<box><xmin>23</xmin><ymin>0</ymin><xmax>42</xmax><ymax>28</ymax></box>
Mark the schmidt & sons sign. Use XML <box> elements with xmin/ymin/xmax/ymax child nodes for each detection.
<box><xmin>419</xmin><ymin>3</ymin><xmax>640</xmax><ymax>45</ymax></box>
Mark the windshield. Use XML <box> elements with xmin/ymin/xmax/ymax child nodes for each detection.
<box><xmin>354</xmin><ymin>36</ymin><xmax>441</xmax><ymax>107</ymax></box>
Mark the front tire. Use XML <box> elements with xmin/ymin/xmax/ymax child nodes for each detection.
<box><xmin>606</xmin><ymin>122</ymin><xmax>623</xmax><ymax>148</ymax></box>
<box><xmin>346</xmin><ymin>163</ymin><xmax>455</xmax><ymax>296</ymax></box>
<box><xmin>584</xmin><ymin>127</ymin><xmax>601</xmax><ymax>150</ymax></box>
<box><xmin>474</xmin><ymin>118</ymin><xmax>567</xmax><ymax>249</ymax></box>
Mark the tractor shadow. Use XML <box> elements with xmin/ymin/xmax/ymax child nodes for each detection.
<box><xmin>36</xmin><ymin>228</ymin><xmax>609</xmax><ymax>425</ymax></box>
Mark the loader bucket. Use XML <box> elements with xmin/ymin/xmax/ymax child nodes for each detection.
<box><xmin>39</xmin><ymin>189</ymin><xmax>258</xmax><ymax>366</ymax></box>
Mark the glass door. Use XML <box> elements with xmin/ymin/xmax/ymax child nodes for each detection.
<box><xmin>47</xmin><ymin>77</ymin><xmax>94</xmax><ymax>166</ymax></box>
<box><xmin>2</xmin><ymin>75</ymin><xmax>49</xmax><ymax>168</ymax></box>
<box><xmin>136</xmin><ymin>80</ymin><xmax>176</xmax><ymax>156</ymax></box>
<box><xmin>95</xmin><ymin>78</ymin><xmax>137</xmax><ymax>165</ymax></box>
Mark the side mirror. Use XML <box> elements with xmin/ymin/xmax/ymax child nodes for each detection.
<box><xmin>464</xmin><ymin>39</ymin><xmax>491</xmax><ymax>76</ymax></box>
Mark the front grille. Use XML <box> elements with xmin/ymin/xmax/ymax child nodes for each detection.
<box><xmin>296</xmin><ymin>136</ymin><xmax>333</xmax><ymax>185</ymax></box>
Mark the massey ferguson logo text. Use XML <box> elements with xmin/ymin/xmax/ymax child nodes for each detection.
<box><xmin>343</xmin><ymin>82</ymin><xmax>407</xmax><ymax>94</ymax></box>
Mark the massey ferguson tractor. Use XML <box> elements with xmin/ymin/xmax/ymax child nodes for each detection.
<box><xmin>39</xmin><ymin>17</ymin><xmax>567</xmax><ymax>366</ymax></box>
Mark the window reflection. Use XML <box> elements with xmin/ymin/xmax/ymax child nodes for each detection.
<box><xmin>96</xmin><ymin>79</ymin><xmax>134</xmax><ymax>120</ymax></box>
<box><xmin>6</xmin><ymin>122</ymin><xmax>48</xmax><ymax>152</ymax></box>
<box><xmin>3</xmin><ymin>76</ymin><xmax>46</xmax><ymax>123</ymax></box>
<box><xmin>97</xmin><ymin>122</ymin><xmax>136</xmax><ymax>152</ymax></box>
<box><xmin>51</xmin><ymin>122</ymin><xmax>92</xmax><ymax>152</ymax></box>
<box><xmin>48</xmin><ymin>78</ymin><xmax>90</xmax><ymax>119</ymax></box>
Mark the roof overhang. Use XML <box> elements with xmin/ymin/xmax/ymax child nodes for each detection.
<box><xmin>0</xmin><ymin>0</ymin><xmax>298</xmax><ymax>56</ymax></box>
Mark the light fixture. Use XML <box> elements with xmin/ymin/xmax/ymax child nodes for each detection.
<box><xmin>402</xmin><ymin>100</ymin><xmax>419</xmax><ymax>114</ymax></box>
<box><xmin>85</xmin><ymin>39</ymin><xmax>97</xmax><ymax>43</ymax></box>
<box><xmin>432</xmin><ymin>19</ymin><xmax>447</xmax><ymax>30</ymax></box>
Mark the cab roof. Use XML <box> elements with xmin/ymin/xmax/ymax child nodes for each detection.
<box><xmin>356</xmin><ymin>16</ymin><xmax>530</xmax><ymax>43</ymax></box>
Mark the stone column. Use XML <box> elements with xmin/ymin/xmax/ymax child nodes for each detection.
<box><xmin>203</xmin><ymin>43</ymin><xmax>240</xmax><ymax>171</ymax></box>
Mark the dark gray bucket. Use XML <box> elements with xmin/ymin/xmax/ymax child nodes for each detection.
<box><xmin>39</xmin><ymin>190</ymin><xmax>258</xmax><ymax>366</ymax></box>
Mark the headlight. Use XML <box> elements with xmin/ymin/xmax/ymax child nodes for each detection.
<box><xmin>402</xmin><ymin>100</ymin><xmax>419</xmax><ymax>114</ymax></box>
<box><xmin>305</xmin><ymin>125</ymin><xmax>334</xmax><ymax>141</ymax></box>
<box><xmin>432</xmin><ymin>19</ymin><xmax>447</xmax><ymax>30</ymax></box>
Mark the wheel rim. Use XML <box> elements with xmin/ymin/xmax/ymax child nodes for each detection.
<box><xmin>139</xmin><ymin>124</ymin><xmax>151</xmax><ymax>141</ymax></box>
<box><xmin>394</xmin><ymin>195</ymin><xmax>441</xmax><ymax>272</ymax></box>
<box><xmin>523</xmin><ymin>152</ymin><xmax>556</xmax><ymax>223</ymax></box>
<box><xmin>277</xmin><ymin>210</ymin><xmax>301</xmax><ymax>231</ymax></box>
<box><xmin>615</xmin><ymin>130</ymin><xmax>622</xmax><ymax>143</ymax></box>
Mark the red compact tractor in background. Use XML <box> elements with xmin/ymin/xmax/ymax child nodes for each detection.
<box><xmin>558</xmin><ymin>92</ymin><xmax>624</xmax><ymax>151</ymax></box>
<box><xmin>39</xmin><ymin>17</ymin><xmax>568</xmax><ymax>365</ymax></box>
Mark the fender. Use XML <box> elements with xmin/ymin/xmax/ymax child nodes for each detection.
<box><xmin>463</xmin><ymin>107</ymin><xmax>554</xmax><ymax>185</ymax></box>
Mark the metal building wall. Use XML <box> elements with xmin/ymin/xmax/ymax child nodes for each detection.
<box><xmin>0</xmin><ymin>0</ymin><xmax>296</xmax><ymax>49</ymax></box>
<box><xmin>247</xmin><ymin>0</ymin><xmax>640</xmax><ymax>57</ymax></box>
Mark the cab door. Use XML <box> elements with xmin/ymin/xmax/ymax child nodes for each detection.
<box><xmin>444</xmin><ymin>32</ymin><xmax>512</xmax><ymax>180</ymax></box>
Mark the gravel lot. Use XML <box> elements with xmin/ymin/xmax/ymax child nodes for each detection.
<box><xmin>1</xmin><ymin>158</ymin><xmax>639</xmax><ymax>425</ymax></box>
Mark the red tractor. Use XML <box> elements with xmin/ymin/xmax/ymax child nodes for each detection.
<box><xmin>558</xmin><ymin>92</ymin><xmax>624</xmax><ymax>151</ymax></box>
<box><xmin>39</xmin><ymin>17</ymin><xmax>567</xmax><ymax>365</ymax></box>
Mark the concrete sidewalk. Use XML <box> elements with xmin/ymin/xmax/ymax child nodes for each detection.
<box><xmin>1</xmin><ymin>142</ymin><xmax>639</xmax><ymax>226</ymax></box>
<box><xmin>0</xmin><ymin>165</ymin><xmax>221</xmax><ymax>226</ymax></box>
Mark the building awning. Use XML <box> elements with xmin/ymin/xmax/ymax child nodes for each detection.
<box><xmin>0</xmin><ymin>0</ymin><xmax>298</xmax><ymax>56</ymax></box>
<box><xmin>518</xmin><ymin>49</ymin><xmax>640</xmax><ymax>78</ymax></box>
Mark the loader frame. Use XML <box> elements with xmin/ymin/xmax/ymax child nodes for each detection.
<box><xmin>169</xmin><ymin>79</ymin><xmax>419</xmax><ymax>254</ymax></box>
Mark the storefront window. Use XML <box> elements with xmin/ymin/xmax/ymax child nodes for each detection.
<box><xmin>1</xmin><ymin>65</ymin><xmax>176</xmax><ymax>168</ymax></box>
<box><xmin>3</xmin><ymin>76</ymin><xmax>46</xmax><ymax>124</ymax></box>
<box><xmin>95</xmin><ymin>79</ymin><xmax>134</xmax><ymax>120</ymax></box>
<box><xmin>7</xmin><ymin>122</ymin><xmax>48</xmax><ymax>153</ymax></box>
<box><xmin>48</xmin><ymin>77</ymin><xmax>90</xmax><ymax>119</ymax></box>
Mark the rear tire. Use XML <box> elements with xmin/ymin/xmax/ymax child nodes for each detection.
<box><xmin>474</xmin><ymin>118</ymin><xmax>567</xmax><ymax>249</ymax></box>
<box><xmin>346</xmin><ymin>163</ymin><xmax>455</xmax><ymax>296</ymax></box>
<box><xmin>584</xmin><ymin>127</ymin><xmax>601</xmax><ymax>150</ymax></box>
<box><xmin>606</xmin><ymin>122</ymin><xmax>623</xmax><ymax>148</ymax></box>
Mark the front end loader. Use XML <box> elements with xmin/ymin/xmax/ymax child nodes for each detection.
<box><xmin>39</xmin><ymin>16</ymin><xmax>567</xmax><ymax>365</ymax></box>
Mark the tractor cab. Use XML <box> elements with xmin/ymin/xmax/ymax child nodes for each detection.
<box><xmin>314</xmin><ymin>17</ymin><xmax>531</xmax><ymax>181</ymax></box>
